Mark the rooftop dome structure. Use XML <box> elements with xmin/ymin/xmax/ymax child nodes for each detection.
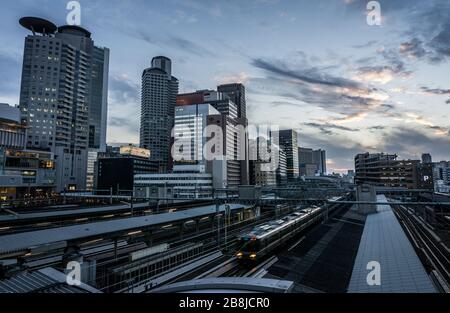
<box><xmin>19</xmin><ymin>17</ymin><xmax>57</xmax><ymax>35</ymax></box>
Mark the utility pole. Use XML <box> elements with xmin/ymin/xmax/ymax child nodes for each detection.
<box><xmin>224</xmin><ymin>204</ymin><xmax>230</xmax><ymax>250</ymax></box>
<box><xmin>216</xmin><ymin>199</ymin><xmax>221</xmax><ymax>249</ymax></box>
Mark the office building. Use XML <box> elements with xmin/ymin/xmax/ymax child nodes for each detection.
<box><xmin>206</xmin><ymin>114</ymin><xmax>249</xmax><ymax>188</ymax></box>
<box><xmin>415</xmin><ymin>163</ymin><xmax>434</xmax><ymax>190</ymax></box>
<box><xmin>135</xmin><ymin>101</ymin><xmax>231</xmax><ymax>199</ymax></box>
<box><xmin>275</xmin><ymin>130</ymin><xmax>299</xmax><ymax>180</ymax></box>
<box><xmin>313</xmin><ymin>149</ymin><xmax>327</xmax><ymax>175</ymax></box>
<box><xmin>140</xmin><ymin>56</ymin><xmax>179</xmax><ymax>172</ymax></box>
<box><xmin>134</xmin><ymin>173</ymin><xmax>213</xmax><ymax>199</ymax></box>
<box><xmin>249</xmin><ymin>138</ymin><xmax>276</xmax><ymax>186</ymax></box>
<box><xmin>173</xmin><ymin>103</ymin><xmax>220</xmax><ymax>172</ymax></box>
<box><xmin>276</xmin><ymin>146</ymin><xmax>288</xmax><ymax>186</ymax></box>
<box><xmin>176</xmin><ymin>90</ymin><xmax>221</xmax><ymax>106</ymax></box>
<box><xmin>85</xmin><ymin>45</ymin><xmax>109</xmax><ymax>190</ymax></box>
<box><xmin>0</xmin><ymin>104</ymin><xmax>55</xmax><ymax>199</ymax></box>
<box><xmin>88</xmin><ymin>47</ymin><xmax>109</xmax><ymax>151</ymax></box>
<box><xmin>298</xmin><ymin>147</ymin><xmax>317</xmax><ymax>176</ymax></box>
<box><xmin>0</xmin><ymin>149</ymin><xmax>56</xmax><ymax>200</ymax></box>
<box><xmin>177</xmin><ymin>90</ymin><xmax>239</xmax><ymax>121</ymax></box>
<box><xmin>18</xmin><ymin>17</ymin><xmax>109</xmax><ymax>192</ymax></box>
<box><xmin>432</xmin><ymin>161</ymin><xmax>450</xmax><ymax>192</ymax></box>
<box><xmin>217</xmin><ymin>83</ymin><xmax>246</xmax><ymax>119</ymax></box>
<box><xmin>298</xmin><ymin>148</ymin><xmax>313</xmax><ymax>164</ymax></box>
<box><xmin>354</xmin><ymin>153</ymin><xmax>420</xmax><ymax>189</ymax></box>
<box><xmin>0</xmin><ymin>104</ymin><xmax>27</xmax><ymax>149</ymax></box>
<box><xmin>96</xmin><ymin>146</ymin><xmax>158</xmax><ymax>193</ymax></box>
<box><xmin>299</xmin><ymin>163</ymin><xmax>318</xmax><ymax>177</ymax></box>
<box><xmin>177</xmin><ymin>85</ymin><xmax>249</xmax><ymax>186</ymax></box>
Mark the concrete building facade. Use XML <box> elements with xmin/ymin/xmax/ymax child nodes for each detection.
<box><xmin>18</xmin><ymin>17</ymin><xmax>109</xmax><ymax>192</ymax></box>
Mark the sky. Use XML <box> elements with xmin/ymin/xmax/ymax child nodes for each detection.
<box><xmin>0</xmin><ymin>0</ymin><xmax>449</xmax><ymax>173</ymax></box>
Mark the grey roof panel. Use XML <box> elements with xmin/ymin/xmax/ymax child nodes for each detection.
<box><xmin>152</xmin><ymin>277</ymin><xmax>294</xmax><ymax>293</ymax></box>
<box><xmin>0</xmin><ymin>204</ymin><xmax>250</xmax><ymax>256</ymax></box>
<box><xmin>348</xmin><ymin>195</ymin><xmax>437</xmax><ymax>293</ymax></box>
<box><xmin>0</xmin><ymin>203</ymin><xmax>150</xmax><ymax>222</ymax></box>
<box><xmin>0</xmin><ymin>268</ymin><xmax>100</xmax><ymax>293</ymax></box>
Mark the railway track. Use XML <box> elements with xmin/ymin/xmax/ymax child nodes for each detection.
<box><xmin>394</xmin><ymin>205</ymin><xmax>450</xmax><ymax>293</ymax></box>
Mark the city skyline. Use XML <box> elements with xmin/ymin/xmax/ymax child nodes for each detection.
<box><xmin>1</xmin><ymin>0</ymin><xmax>450</xmax><ymax>173</ymax></box>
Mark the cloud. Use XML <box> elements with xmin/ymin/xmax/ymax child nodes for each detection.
<box><xmin>109</xmin><ymin>116</ymin><xmax>140</xmax><ymax>134</ymax></box>
<box><xmin>421</xmin><ymin>86</ymin><xmax>450</xmax><ymax>95</ymax></box>
<box><xmin>399</xmin><ymin>38</ymin><xmax>427</xmax><ymax>59</ymax></box>
<box><xmin>352</xmin><ymin>41</ymin><xmax>378</xmax><ymax>49</ymax></box>
<box><xmin>107</xmin><ymin>74</ymin><xmax>141</xmax><ymax>143</ymax></box>
<box><xmin>346</xmin><ymin>0</ymin><xmax>450</xmax><ymax>63</ymax></box>
<box><xmin>0</xmin><ymin>52</ymin><xmax>21</xmax><ymax>100</ymax></box>
<box><xmin>298</xmin><ymin>131</ymin><xmax>374</xmax><ymax>171</ymax></box>
<box><xmin>252</xmin><ymin>58</ymin><xmax>361</xmax><ymax>89</ymax></box>
<box><xmin>250</xmin><ymin>56</ymin><xmax>392</xmax><ymax>120</ymax></box>
<box><xmin>381</xmin><ymin>127</ymin><xmax>450</xmax><ymax>160</ymax></box>
<box><xmin>109</xmin><ymin>74</ymin><xmax>140</xmax><ymax>105</ymax></box>
<box><xmin>367</xmin><ymin>125</ymin><xmax>386</xmax><ymax>131</ymax></box>
<box><xmin>131</xmin><ymin>29</ymin><xmax>216</xmax><ymax>58</ymax></box>
<box><xmin>354</xmin><ymin>66</ymin><xmax>396</xmax><ymax>84</ymax></box>
<box><xmin>215</xmin><ymin>72</ymin><xmax>250</xmax><ymax>85</ymax></box>
<box><xmin>304</xmin><ymin>122</ymin><xmax>359</xmax><ymax>134</ymax></box>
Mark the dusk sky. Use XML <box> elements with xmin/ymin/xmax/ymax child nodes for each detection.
<box><xmin>1</xmin><ymin>0</ymin><xmax>449</xmax><ymax>173</ymax></box>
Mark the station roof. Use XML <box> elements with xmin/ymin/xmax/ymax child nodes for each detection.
<box><xmin>152</xmin><ymin>278</ymin><xmax>294</xmax><ymax>293</ymax></box>
<box><xmin>0</xmin><ymin>203</ymin><xmax>150</xmax><ymax>223</ymax></box>
<box><xmin>0</xmin><ymin>203</ymin><xmax>251</xmax><ymax>257</ymax></box>
<box><xmin>347</xmin><ymin>195</ymin><xmax>437</xmax><ymax>293</ymax></box>
<box><xmin>0</xmin><ymin>268</ymin><xmax>100</xmax><ymax>293</ymax></box>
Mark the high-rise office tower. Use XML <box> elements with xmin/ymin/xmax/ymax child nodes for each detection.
<box><xmin>177</xmin><ymin>90</ymin><xmax>238</xmax><ymax>119</ymax></box>
<box><xmin>275</xmin><ymin>130</ymin><xmax>299</xmax><ymax>180</ymax></box>
<box><xmin>313</xmin><ymin>149</ymin><xmax>327</xmax><ymax>175</ymax></box>
<box><xmin>178</xmin><ymin>86</ymin><xmax>249</xmax><ymax>186</ymax></box>
<box><xmin>173</xmin><ymin>103</ymin><xmax>220</xmax><ymax>173</ymax></box>
<box><xmin>276</xmin><ymin>145</ymin><xmax>288</xmax><ymax>185</ymax></box>
<box><xmin>18</xmin><ymin>17</ymin><xmax>109</xmax><ymax>191</ymax></box>
<box><xmin>86</xmin><ymin>44</ymin><xmax>109</xmax><ymax>190</ymax></box>
<box><xmin>217</xmin><ymin>84</ymin><xmax>249</xmax><ymax>185</ymax></box>
<box><xmin>207</xmin><ymin>115</ymin><xmax>249</xmax><ymax>188</ymax></box>
<box><xmin>140</xmin><ymin>56</ymin><xmax>179</xmax><ymax>173</ymax></box>
<box><xmin>217</xmin><ymin>83</ymin><xmax>246</xmax><ymax>120</ymax></box>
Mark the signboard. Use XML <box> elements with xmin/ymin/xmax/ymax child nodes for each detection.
<box><xmin>120</xmin><ymin>146</ymin><xmax>151</xmax><ymax>159</ymax></box>
<box><xmin>129</xmin><ymin>244</ymin><xmax>170</xmax><ymax>262</ymax></box>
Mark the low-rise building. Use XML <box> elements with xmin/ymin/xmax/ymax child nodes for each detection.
<box><xmin>354</xmin><ymin>153</ymin><xmax>419</xmax><ymax>189</ymax></box>
<box><xmin>0</xmin><ymin>148</ymin><xmax>56</xmax><ymax>200</ymax></box>
<box><xmin>134</xmin><ymin>172</ymin><xmax>213</xmax><ymax>199</ymax></box>
<box><xmin>0</xmin><ymin>104</ymin><xmax>56</xmax><ymax>200</ymax></box>
<box><xmin>96</xmin><ymin>146</ymin><xmax>158</xmax><ymax>193</ymax></box>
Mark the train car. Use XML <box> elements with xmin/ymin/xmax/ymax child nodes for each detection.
<box><xmin>236</xmin><ymin>195</ymin><xmax>348</xmax><ymax>262</ymax></box>
<box><xmin>236</xmin><ymin>208</ymin><xmax>323</xmax><ymax>262</ymax></box>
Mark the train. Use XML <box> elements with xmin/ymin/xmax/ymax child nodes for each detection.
<box><xmin>236</xmin><ymin>195</ymin><xmax>348</xmax><ymax>262</ymax></box>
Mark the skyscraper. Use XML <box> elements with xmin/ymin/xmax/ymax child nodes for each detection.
<box><xmin>173</xmin><ymin>103</ymin><xmax>220</xmax><ymax>173</ymax></box>
<box><xmin>313</xmin><ymin>149</ymin><xmax>327</xmax><ymax>175</ymax></box>
<box><xmin>217</xmin><ymin>83</ymin><xmax>246</xmax><ymax>120</ymax></box>
<box><xmin>140</xmin><ymin>56</ymin><xmax>179</xmax><ymax>173</ymax></box>
<box><xmin>275</xmin><ymin>130</ymin><xmax>299</xmax><ymax>180</ymax></box>
<box><xmin>206</xmin><ymin>114</ymin><xmax>249</xmax><ymax>188</ymax></box>
<box><xmin>18</xmin><ymin>17</ymin><xmax>109</xmax><ymax>191</ymax></box>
